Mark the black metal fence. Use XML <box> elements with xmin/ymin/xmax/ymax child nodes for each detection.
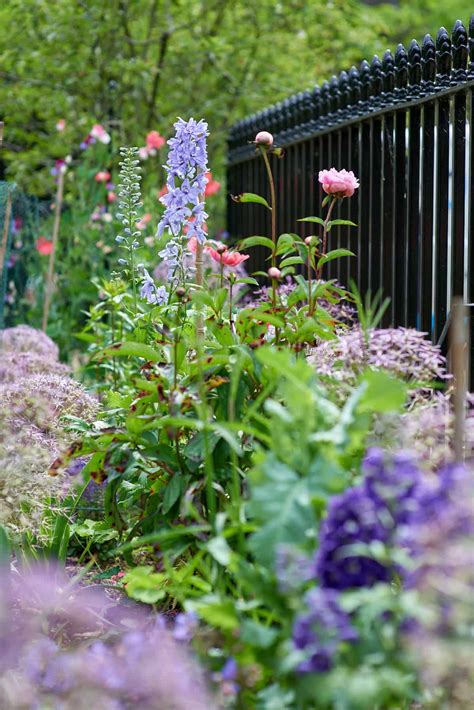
<box><xmin>227</xmin><ymin>17</ymin><xmax>474</xmax><ymax>350</ymax></box>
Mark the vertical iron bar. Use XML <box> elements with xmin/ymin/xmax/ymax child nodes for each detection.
<box><xmin>434</xmin><ymin>96</ymin><xmax>450</xmax><ymax>341</ymax></box>
<box><xmin>406</xmin><ymin>105</ymin><xmax>421</xmax><ymax>328</ymax></box>
<box><xmin>382</xmin><ymin>113</ymin><xmax>395</xmax><ymax>326</ymax></box>
<box><xmin>419</xmin><ymin>101</ymin><xmax>435</xmax><ymax>335</ymax></box>
<box><xmin>393</xmin><ymin>110</ymin><xmax>408</xmax><ymax>326</ymax></box>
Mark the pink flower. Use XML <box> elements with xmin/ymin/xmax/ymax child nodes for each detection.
<box><xmin>136</xmin><ymin>213</ymin><xmax>152</xmax><ymax>230</ymax></box>
<box><xmin>146</xmin><ymin>131</ymin><xmax>165</xmax><ymax>151</ymax></box>
<box><xmin>268</xmin><ymin>266</ymin><xmax>281</xmax><ymax>279</ymax></box>
<box><xmin>187</xmin><ymin>236</ymin><xmax>198</xmax><ymax>253</ymax></box>
<box><xmin>138</xmin><ymin>147</ymin><xmax>149</xmax><ymax>161</ymax></box>
<box><xmin>255</xmin><ymin>131</ymin><xmax>273</xmax><ymax>146</ymax></box>
<box><xmin>90</xmin><ymin>124</ymin><xmax>111</xmax><ymax>145</ymax></box>
<box><xmin>56</xmin><ymin>119</ymin><xmax>66</xmax><ymax>132</ymax></box>
<box><xmin>35</xmin><ymin>236</ymin><xmax>53</xmax><ymax>255</ymax></box>
<box><xmin>95</xmin><ymin>170</ymin><xmax>111</xmax><ymax>183</ymax></box>
<box><xmin>204</xmin><ymin>171</ymin><xmax>221</xmax><ymax>197</ymax></box>
<box><xmin>318</xmin><ymin>168</ymin><xmax>359</xmax><ymax>198</ymax></box>
<box><xmin>107</xmin><ymin>191</ymin><xmax>116</xmax><ymax>203</ymax></box>
<box><xmin>208</xmin><ymin>246</ymin><xmax>249</xmax><ymax>267</ymax></box>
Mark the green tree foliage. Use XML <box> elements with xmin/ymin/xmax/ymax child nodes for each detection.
<box><xmin>0</xmin><ymin>1</ymin><xmax>424</xmax><ymax>190</ymax></box>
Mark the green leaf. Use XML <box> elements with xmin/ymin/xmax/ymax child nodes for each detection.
<box><xmin>238</xmin><ymin>235</ymin><xmax>275</xmax><ymax>251</ymax></box>
<box><xmin>279</xmin><ymin>256</ymin><xmax>305</xmax><ymax>268</ymax></box>
<box><xmin>235</xmin><ymin>277</ymin><xmax>260</xmax><ymax>286</ymax></box>
<box><xmin>327</xmin><ymin>218</ymin><xmax>357</xmax><ymax>229</ymax></box>
<box><xmin>188</xmin><ymin>595</ymin><xmax>239</xmax><ymax>631</ymax></box>
<box><xmin>162</xmin><ymin>474</ymin><xmax>182</xmax><ymax>514</ymax></box>
<box><xmin>317</xmin><ymin>248</ymin><xmax>355</xmax><ymax>268</ymax></box>
<box><xmin>248</xmin><ymin>456</ymin><xmax>316</xmax><ymax>567</ymax></box>
<box><xmin>0</xmin><ymin>526</ymin><xmax>10</xmax><ymax>565</ymax></box>
<box><xmin>206</xmin><ymin>536</ymin><xmax>232</xmax><ymax>565</ymax></box>
<box><xmin>240</xmin><ymin>619</ymin><xmax>278</xmax><ymax>648</ymax></box>
<box><xmin>357</xmin><ymin>369</ymin><xmax>407</xmax><ymax>413</ymax></box>
<box><xmin>231</xmin><ymin>192</ymin><xmax>271</xmax><ymax>210</ymax></box>
<box><xmin>298</xmin><ymin>216</ymin><xmax>325</xmax><ymax>226</ymax></box>
<box><xmin>99</xmin><ymin>341</ymin><xmax>162</xmax><ymax>362</ymax></box>
<box><xmin>123</xmin><ymin>566</ymin><xmax>166</xmax><ymax>604</ymax></box>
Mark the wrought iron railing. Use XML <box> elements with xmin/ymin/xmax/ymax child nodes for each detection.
<box><xmin>227</xmin><ymin>18</ymin><xmax>474</xmax><ymax>353</ymax></box>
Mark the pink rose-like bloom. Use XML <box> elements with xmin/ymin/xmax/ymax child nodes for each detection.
<box><xmin>56</xmin><ymin>119</ymin><xmax>66</xmax><ymax>132</ymax></box>
<box><xmin>138</xmin><ymin>147</ymin><xmax>149</xmax><ymax>161</ymax></box>
<box><xmin>35</xmin><ymin>236</ymin><xmax>53</xmax><ymax>256</ymax></box>
<box><xmin>107</xmin><ymin>191</ymin><xmax>116</xmax><ymax>203</ymax></box>
<box><xmin>204</xmin><ymin>171</ymin><xmax>221</xmax><ymax>197</ymax></box>
<box><xmin>95</xmin><ymin>170</ymin><xmax>111</xmax><ymax>183</ymax></box>
<box><xmin>318</xmin><ymin>168</ymin><xmax>359</xmax><ymax>198</ymax></box>
<box><xmin>208</xmin><ymin>246</ymin><xmax>249</xmax><ymax>267</ymax></box>
<box><xmin>268</xmin><ymin>266</ymin><xmax>281</xmax><ymax>279</ymax></box>
<box><xmin>255</xmin><ymin>131</ymin><xmax>274</xmax><ymax>146</ymax></box>
<box><xmin>146</xmin><ymin>130</ymin><xmax>166</xmax><ymax>151</ymax></box>
<box><xmin>90</xmin><ymin>123</ymin><xmax>111</xmax><ymax>145</ymax></box>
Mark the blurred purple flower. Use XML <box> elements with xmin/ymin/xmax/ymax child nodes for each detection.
<box><xmin>292</xmin><ymin>588</ymin><xmax>357</xmax><ymax>673</ymax></box>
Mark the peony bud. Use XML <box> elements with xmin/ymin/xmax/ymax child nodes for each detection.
<box><xmin>305</xmin><ymin>236</ymin><xmax>313</xmax><ymax>246</ymax></box>
<box><xmin>255</xmin><ymin>131</ymin><xmax>274</xmax><ymax>146</ymax></box>
<box><xmin>268</xmin><ymin>267</ymin><xmax>281</xmax><ymax>279</ymax></box>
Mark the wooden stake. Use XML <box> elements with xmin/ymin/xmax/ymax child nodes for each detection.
<box><xmin>42</xmin><ymin>169</ymin><xmax>65</xmax><ymax>331</ymax></box>
<box><xmin>0</xmin><ymin>189</ymin><xmax>13</xmax><ymax>284</ymax></box>
<box><xmin>450</xmin><ymin>298</ymin><xmax>468</xmax><ymax>461</ymax></box>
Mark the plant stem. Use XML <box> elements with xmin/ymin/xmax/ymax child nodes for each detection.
<box><xmin>316</xmin><ymin>196</ymin><xmax>338</xmax><ymax>281</ymax></box>
<box><xmin>260</xmin><ymin>146</ymin><xmax>277</xmax><ymax>307</ymax></box>
<box><xmin>42</xmin><ymin>169</ymin><xmax>65</xmax><ymax>331</ymax></box>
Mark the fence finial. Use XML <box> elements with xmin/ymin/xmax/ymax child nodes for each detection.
<box><xmin>469</xmin><ymin>15</ymin><xmax>474</xmax><ymax>76</ymax></box>
<box><xmin>395</xmin><ymin>43</ymin><xmax>408</xmax><ymax>100</ymax></box>
<box><xmin>348</xmin><ymin>66</ymin><xmax>361</xmax><ymax>113</ymax></box>
<box><xmin>370</xmin><ymin>55</ymin><xmax>383</xmax><ymax>108</ymax></box>
<box><xmin>452</xmin><ymin>20</ymin><xmax>468</xmax><ymax>81</ymax></box>
<box><xmin>435</xmin><ymin>26</ymin><xmax>452</xmax><ymax>85</ymax></box>
<box><xmin>408</xmin><ymin>39</ymin><xmax>422</xmax><ymax>95</ymax></box>
<box><xmin>382</xmin><ymin>50</ymin><xmax>395</xmax><ymax>98</ymax></box>
<box><xmin>421</xmin><ymin>33</ymin><xmax>436</xmax><ymax>90</ymax></box>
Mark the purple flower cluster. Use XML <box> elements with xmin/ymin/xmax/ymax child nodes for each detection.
<box><xmin>157</xmin><ymin>117</ymin><xmax>209</xmax><ymax>244</ymax></box>
<box><xmin>292</xmin><ymin>589</ymin><xmax>357</xmax><ymax>673</ymax></box>
<box><xmin>139</xmin><ymin>268</ymin><xmax>168</xmax><ymax>306</ymax></box>
<box><xmin>315</xmin><ymin>448</ymin><xmax>424</xmax><ymax>590</ymax></box>
<box><xmin>308</xmin><ymin>327</ymin><xmax>448</xmax><ymax>399</ymax></box>
<box><xmin>0</xmin><ymin>565</ymin><xmax>215</xmax><ymax>710</ymax></box>
<box><xmin>0</xmin><ymin>324</ymin><xmax>59</xmax><ymax>359</ymax></box>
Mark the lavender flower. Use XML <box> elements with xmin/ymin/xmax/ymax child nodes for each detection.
<box><xmin>156</xmin><ymin>118</ymin><xmax>209</xmax><ymax>288</ymax></box>
<box><xmin>292</xmin><ymin>588</ymin><xmax>357</xmax><ymax>673</ymax></box>
<box><xmin>158</xmin><ymin>118</ymin><xmax>209</xmax><ymax>242</ymax></box>
<box><xmin>139</xmin><ymin>269</ymin><xmax>168</xmax><ymax>306</ymax></box>
<box><xmin>172</xmin><ymin>611</ymin><xmax>199</xmax><ymax>642</ymax></box>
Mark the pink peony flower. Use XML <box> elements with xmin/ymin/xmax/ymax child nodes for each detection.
<box><xmin>56</xmin><ymin>119</ymin><xmax>66</xmax><ymax>132</ymax></box>
<box><xmin>268</xmin><ymin>266</ymin><xmax>281</xmax><ymax>279</ymax></box>
<box><xmin>255</xmin><ymin>131</ymin><xmax>274</xmax><ymax>146</ymax></box>
<box><xmin>95</xmin><ymin>170</ymin><xmax>111</xmax><ymax>183</ymax></box>
<box><xmin>204</xmin><ymin>171</ymin><xmax>221</xmax><ymax>197</ymax></box>
<box><xmin>208</xmin><ymin>246</ymin><xmax>249</xmax><ymax>267</ymax></box>
<box><xmin>138</xmin><ymin>147</ymin><xmax>149</xmax><ymax>160</ymax></box>
<box><xmin>35</xmin><ymin>237</ymin><xmax>53</xmax><ymax>256</ymax></box>
<box><xmin>318</xmin><ymin>168</ymin><xmax>359</xmax><ymax>198</ymax></box>
<box><xmin>146</xmin><ymin>130</ymin><xmax>166</xmax><ymax>151</ymax></box>
<box><xmin>107</xmin><ymin>191</ymin><xmax>117</xmax><ymax>203</ymax></box>
<box><xmin>90</xmin><ymin>123</ymin><xmax>111</xmax><ymax>144</ymax></box>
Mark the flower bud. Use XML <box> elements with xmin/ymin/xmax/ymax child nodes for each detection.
<box><xmin>176</xmin><ymin>287</ymin><xmax>186</xmax><ymax>299</ymax></box>
<box><xmin>268</xmin><ymin>267</ymin><xmax>281</xmax><ymax>279</ymax></box>
<box><xmin>255</xmin><ymin>131</ymin><xmax>274</xmax><ymax>146</ymax></box>
<box><xmin>216</xmin><ymin>243</ymin><xmax>228</xmax><ymax>253</ymax></box>
<box><xmin>305</xmin><ymin>236</ymin><xmax>313</xmax><ymax>246</ymax></box>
